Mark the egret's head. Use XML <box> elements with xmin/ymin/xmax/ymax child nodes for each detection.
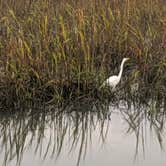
<box><xmin>123</xmin><ymin>57</ymin><xmax>130</xmax><ymax>62</ymax></box>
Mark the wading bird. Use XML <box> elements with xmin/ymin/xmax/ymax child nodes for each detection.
<box><xmin>101</xmin><ymin>58</ymin><xmax>130</xmax><ymax>89</ymax></box>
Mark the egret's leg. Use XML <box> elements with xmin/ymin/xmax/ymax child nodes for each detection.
<box><xmin>111</xmin><ymin>86</ymin><xmax>116</xmax><ymax>92</ymax></box>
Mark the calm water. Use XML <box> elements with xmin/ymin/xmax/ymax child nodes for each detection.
<box><xmin>0</xmin><ymin>94</ymin><xmax>166</xmax><ymax>166</ymax></box>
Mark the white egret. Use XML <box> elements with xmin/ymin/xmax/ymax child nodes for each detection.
<box><xmin>101</xmin><ymin>58</ymin><xmax>130</xmax><ymax>89</ymax></box>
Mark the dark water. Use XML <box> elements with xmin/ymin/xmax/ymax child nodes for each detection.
<box><xmin>0</xmin><ymin>92</ymin><xmax>166</xmax><ymax>166</ymax></box>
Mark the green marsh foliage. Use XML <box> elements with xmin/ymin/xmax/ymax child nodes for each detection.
<box><xmin>0</xmin><ymin>0</ymin><xmax>166</xmax><ymax>104</ymax></box>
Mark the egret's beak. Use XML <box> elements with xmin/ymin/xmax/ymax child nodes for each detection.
<box><xmin>126</xmin><ymin>58</ymin><xmax>130</xmax><ymax>61</ymax></box>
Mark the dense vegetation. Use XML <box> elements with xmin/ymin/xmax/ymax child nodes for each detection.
<box><xmin>0</xmin><ymin>0</ymin><xmax>166</xmax><ymax>106</ymax></box>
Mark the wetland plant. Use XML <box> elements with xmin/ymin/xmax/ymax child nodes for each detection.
<box><xmin>0</xmin><ymin>0</ymin><xmax>165</xmax><ymax>106</ymax></box>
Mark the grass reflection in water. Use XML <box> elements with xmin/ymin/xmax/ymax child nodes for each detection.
<box><xmin>0</xmin><ymin>92</ymin><xmax>165</xmax><ymax>166</ymax></box>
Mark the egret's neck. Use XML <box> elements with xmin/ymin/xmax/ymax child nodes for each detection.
<box><xmin>118</xmin><ymin>60</ymin><xmax>126</xmax><ymax>79</ymax></box>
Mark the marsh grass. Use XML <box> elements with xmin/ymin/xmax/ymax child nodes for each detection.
<box><xmin>0</xmin><ymin>0</ymin><xmax>166</xmax><ymax>105</ymax></box>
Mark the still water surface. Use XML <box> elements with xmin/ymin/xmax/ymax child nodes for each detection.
<box><xmin>0</xmin><ymin>96</ymin><xmax>166</xmax><ymax>166</ymax></box>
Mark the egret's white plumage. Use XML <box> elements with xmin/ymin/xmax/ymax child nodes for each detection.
<box><xmin>101</xmin><ymin>58</ymin><xmax>130</xmax><ymax>89</ymax></box>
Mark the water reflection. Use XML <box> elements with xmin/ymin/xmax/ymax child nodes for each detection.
<box><xmin>0</xmin><ymin>100</ymin><xmax>111</xmax><ymax>166</ymax></box>
<box><xmin>120</xmin><ymin>100</ymin><xmax>166</xmax><ymax>159</ymax></box>
<box><xmin>0</xmin><ymin>93</ymin><xmax>165</xmax><ymax>166</ymax></box>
